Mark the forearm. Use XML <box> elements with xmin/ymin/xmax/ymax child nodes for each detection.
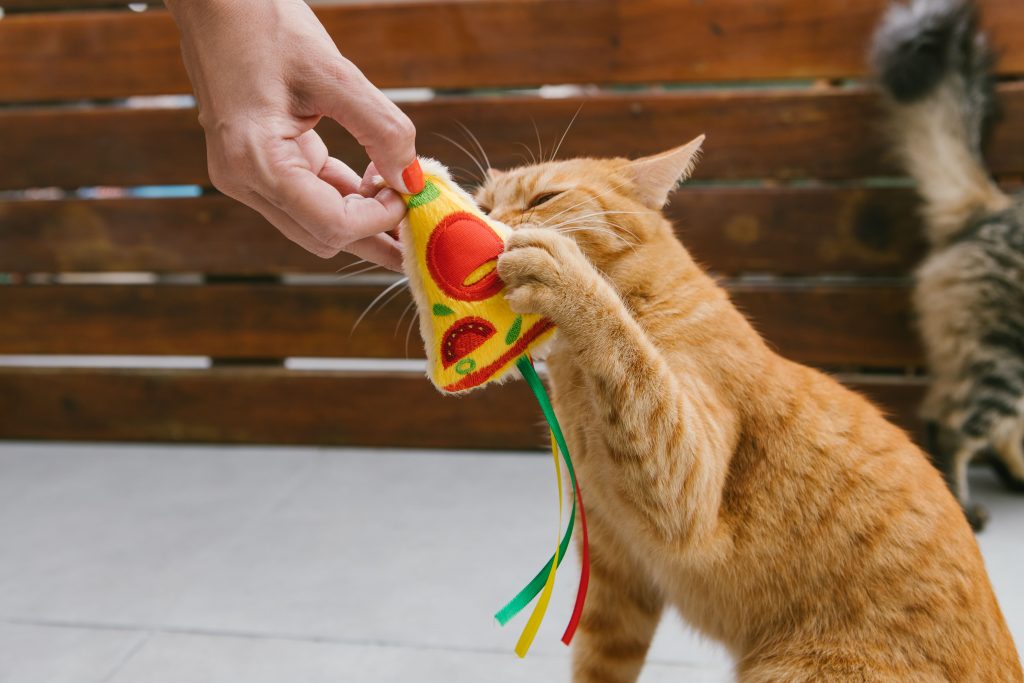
<box><xmin>166</xmin><ymin>0</ymin><xmax>273</xmax><ymax>23</ymax></box>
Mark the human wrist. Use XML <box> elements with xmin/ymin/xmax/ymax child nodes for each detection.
<box><xmin>166</xmin><ymin>0</ymin><xmax>264</xmax><ymax>30</ymax></box>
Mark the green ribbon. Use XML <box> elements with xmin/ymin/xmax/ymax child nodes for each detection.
<box><xmin>495</xmin><ymin>356</ymin><xmax>579</xmax><ymax>625</ymax></box>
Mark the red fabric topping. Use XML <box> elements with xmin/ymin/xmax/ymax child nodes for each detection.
<box><xmin>441</xmin><ymin>317</ymin><xmax>496</xmax><ymax>368</ymax></box>
<box><xmin>442</xmin><ymin>318</ymin><xmax>554</xmax><ymax>392</ymax></box>
<box><xmin>426</xmin><ymin>212</ymin><xmax>505</xmax><ymax>302</ymax></box>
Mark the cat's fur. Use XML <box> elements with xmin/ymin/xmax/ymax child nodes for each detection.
<box><xmin>872</xmin><ymin>0</ymin><xmax>1024</xmax><ymax>529</ymax></box>
<box><xmin>477</xmin><ymin>137</ymin><xmax>1020</xmax><ymax>680</ymax></box>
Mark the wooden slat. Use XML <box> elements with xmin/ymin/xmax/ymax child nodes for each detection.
<box><xmin>0</xmin><ymin>282</ymin><xmax>922</xmax><ymax>366</ymax></box>
<box><xmin>729</xmin><ymin>282</ymin><xmax>918</xmax><ymax>368</ymax></box>
<box><xmin>0</xmin><ymin>107</ymin><xmax>203</xmax><ymax>190</ymax></box>
<box><xmin>0</xmin><ymin>196</ymin><xmax>357</xmax><ymax>275</ymax></box>
<box><xmin>0</xmin><ymin>366</ymin><xmax>927</xmax><ymax>447</ymax></box>
<box><xmin>0</xmin><ymin>187</ymin><xmax>927</xmax><ymax>276</ymax></box>
<box><xmin>4</xmin><ymin>84</ymin><xmax>1024</xmax><ymax>190</ymax></box>
<box><xmin>0</xmin><ymin>367</ymin><xmax>545</xmax><ymax>449</ymax></box>
<box><xmin>675</xmin><ymin>187</ymin><xmax>925</xmax><ymax>276</ymax></box>
<box><xmin>1</xmin><ymin>1</ymin><xmax>160</xmax><ymax>8</ymax></box>
<box><xmin>0</xmin><ymin>1</ymin><xmax>1021</xmax><ymax>103</ymax></box>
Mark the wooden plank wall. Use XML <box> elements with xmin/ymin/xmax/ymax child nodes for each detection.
<box><xmin>1</xmin><ymin>0</ymin><xmax>1019</xmax><ymax>448</ymax></box>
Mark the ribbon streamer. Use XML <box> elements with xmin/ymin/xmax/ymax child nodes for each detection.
<box><xmin>495</xmin><ymin>356</ymin><xmax>590</xmax><ymax>657</ymax></box>
<box><xmin>511</xmin><ymin>434</ymin><xmax>562</xmax><ymax>657</ymax></box>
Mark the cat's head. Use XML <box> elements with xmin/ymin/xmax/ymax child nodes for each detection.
<box><xmin>475</xmin><ymin>135</ymin><xmax>704</xmax><ymax>269</ymax></box>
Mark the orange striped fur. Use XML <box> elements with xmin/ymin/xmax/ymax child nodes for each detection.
<box><xmin>479</xmin><ymin>138</ymin><xmax>1021</xmax><ymax>682</ymax></box>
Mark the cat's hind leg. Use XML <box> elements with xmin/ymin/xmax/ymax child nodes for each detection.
<box><xmin>927</xmin><ymin>420</ymin><xmax>989</xmax><ymax>530</ymax></box>
<box><xmin>987</xmin><ymin>410</ymin><xmax>1024</xmax><ymax>492</ymax></box>
<box><xmin>951</xmin><ymin>390</ymin><xmax>1024</xmax><ymax>525</ymax></box>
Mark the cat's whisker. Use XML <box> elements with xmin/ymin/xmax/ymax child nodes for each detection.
<box><xmin>515</xmin><ymin>141</ymin><xmax>537</xmax><ymax>166</ymax></box>
<box><xmin>335</xmin><ymin>258</ymin><xmax>370</xmax><ymax>275</ymax></box>
<box><xmin>558</xmin><ymin>225</ymin><xmax>640</xmax><ymax>253</ymax></box>
<box><xmin>513</xmin><ymin>153</ymin><xmax>532</xmax><ymax>168</ymax></box>
<box><xmin>455</xmin><ymin>121</ymin><xmax>492</xmax><ymax>174</ymax></box>
<box><xmin>549</xmin><ymin>103</ymin><xmax>584</xmax><ymax>163</ymax></box>
<box><xmin>559</xmin><ymin>223</ymin><xmax>635</xmax><ymax>242</ymax></box>
<box><xmin>404</xmin><ymin>310</ymin><xmax>420</xmax><ymax>359</ymax></box>
<box><xmin>539</xmin><ymin>179</ymin><xmax>638</xmax><ymax>226</ymax></box>
<box><xmin>334</xmin><ymin>262</ymin><xmax>383</xmax><ymax>283</ymax></box>
<box><xmin>433</xmin><ymin>132</ymin><xmax>487</xmax><ymax>183</ymax></box>
<box><xmin>539</xmin><ymin>216</ymin><xmax>644</xmax><ymax>248</ymax></box>
<box><xmin>540</xmin><ymin>210</ymin><xmax>645</xmax><ymax>239</ymax></box>
<box><xmin>542</xmin><ymin>209</ymin><xmax>647</xmax><ymax>227</ymax></box>
<box><xmin>447</xmin><ymin>165</ymin><xmax>484</xmax><ymax>188</ymax></box>
<box><xmin>584</xmin><ymin>216</ymin><xmax>643</xmax><ymax>243</ymax></box>
<box><xmin>552</xmin><ymin>219</ymin><xmax>641</xmax><ymax>252</ymax></box>
<box><xmin>349</xmin><ymin>277</ymin><xmax>409</xmax><ymax>336</ymax></box>
<box><xmin>394</xmin><ymin>297</ymin><xmax>418</xmax><ymax>338</ymax></box>
<box><xmin>531</xmin><ymin>117</ymin><xmax>544</xmax><ymax>163</ymax></box>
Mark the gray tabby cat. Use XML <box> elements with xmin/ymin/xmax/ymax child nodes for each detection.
<box><xmin>872</xmin><ymin>0</ymin><xmax>1024</xmax><ymax>529</ymax></box>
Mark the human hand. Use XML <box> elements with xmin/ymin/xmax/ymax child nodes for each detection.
<box><xmin>166</xmin><ymin>0</ymin><xmax>423</xmax><ymax>270</ymax></box>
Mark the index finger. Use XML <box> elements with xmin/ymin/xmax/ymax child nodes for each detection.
<box><xmin>319</xmin><ymin>59</ymin><xmax>419</xmax><ymax>193</ymax></box>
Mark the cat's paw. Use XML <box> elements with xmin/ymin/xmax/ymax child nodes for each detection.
<box><xmin>498</xmin><ymin>227</ymin><xmax>597</xmax><ymax>319</ymax></box>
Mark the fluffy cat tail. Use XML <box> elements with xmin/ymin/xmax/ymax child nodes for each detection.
<box><xmin>871</xmin><ymin>0</ymin><xmax>1009</xmax><ymax>244</ymax></box>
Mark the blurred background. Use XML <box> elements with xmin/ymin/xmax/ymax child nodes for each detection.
<box><xmin>0</xmin><ymin>1</ymin><xmax>1022</xmax><ymax>681</ymax></box>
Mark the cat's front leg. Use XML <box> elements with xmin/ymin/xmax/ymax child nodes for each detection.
<box><xmin>571</xmin><ymin>527</ymin><xmax>663</xmax><ymax>683</ymax></box>
<box><xmin>499</xmin><ymin>227</ymin><xmax>732</xmax><ymax>545</ymax></box>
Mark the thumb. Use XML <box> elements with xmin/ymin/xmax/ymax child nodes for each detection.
<box><xmin>320</xmin><ymin>58</ymin><xmax>423</xmax><ymax>194</ymax></box>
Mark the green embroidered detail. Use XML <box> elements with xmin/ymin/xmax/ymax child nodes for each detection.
<box><xmin>432</xmin><ymin>303</ymin><xmax>455</xmax><ymax>317</ymax></box>
<box><xmin>505</xmin><ymin>316</ymin><xmax>523</xmax><ymax>345</ymax></box>
<box><xmin>455</xmin><ymin>358</ymin><xmax>476</xmax><ymax>375</ymax></box>
<box><xmin>407</xmin><ymin>180</ymin><xmax>440</xmax><ymax>207</ymax></box>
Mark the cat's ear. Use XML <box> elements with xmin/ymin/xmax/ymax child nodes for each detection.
<box><xmin>624</xmin><ymin>135</ymin><xmax>705</xmax><ymax>209</ymax></box>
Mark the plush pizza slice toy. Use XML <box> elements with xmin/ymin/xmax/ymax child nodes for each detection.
<box><xmin>399</xmin><ymin>159</ymin><xmax>555</xmax><ymax>394</ymax></box>
<box><xmin>396</xmin><ymin>159</ymin><xmax>589</xmax><ymax>658</ymax></box>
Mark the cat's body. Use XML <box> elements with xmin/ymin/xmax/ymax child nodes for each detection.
<box><xmin>479</xmin><ymin>140</ymin><xmax>1020</xmax><ymax>678</ymax></box>
<box><xmin>872</xmin><ymin>0</ymin><xmax>1024</xmax><ymax>528</ymax></box>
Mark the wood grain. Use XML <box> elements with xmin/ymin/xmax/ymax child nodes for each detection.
<box><xmin>0</xmin><ymin>367</ymin><xmax>547</xmax><ymax>449</ymax></box>
<box><xmin>729</xmin><ymin>282</ymin><xmax>919</xmax><ymax>368</ymax></box>
<box><xmin>4</xmin><ymin>84</ymin><xmax>1024</xmax><ymax>190</ymax></box>
<box><xmin>0</xmin><ymin>187</ymin><xmax>927</xmax><ymax>276</ymax></box>
<box><xmin>674</xmin><ymin>186</ymin><xmax>926</xmax><ymax>276</ymax></box>
<box><xmin>0</xmin><ymin>196</ymin><xmax>364</xmax><ymax>275</ymax></box>
<box><xmin>0</xmin><ymin>282</ymin><xmax>922</xmax><ymax>367</ymax></box>
<box><xmin>0</xmin><ymin>366</ymin><xmax>927</xmax><ymax>447</ymax></box>
<box><xmin>1</xmin><ymin>0</ymin><xmax>162</xmax><ymax>8</ymax></box>
<box><xmin>1</xmin><ymin>0</ymin><xmax>1021</xmax><ymax>102</ymax></box>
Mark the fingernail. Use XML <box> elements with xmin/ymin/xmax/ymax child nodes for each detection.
<box><xmin>402</xmin><ymin>159</ymin><xmax>425</xmax><ymax>194</ymax></box>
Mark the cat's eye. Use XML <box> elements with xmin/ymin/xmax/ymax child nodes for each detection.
<box><xmin>526</xmin><ymin>192</ymin><xmax>561</xmax><ymax>210</ymax></box>
<box><xmin>478</xmin><ymin>204</ymin><xmax>492</xmax><ymax>214</ymax></box>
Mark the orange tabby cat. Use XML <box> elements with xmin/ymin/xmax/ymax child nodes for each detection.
<box><xmin>477</xmin><ymin>137</ymin><xmax>1021</xmax><ymax>682</ymax></box>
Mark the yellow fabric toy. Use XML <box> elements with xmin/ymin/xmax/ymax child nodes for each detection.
<box><xmin>399</xmin><ymin>159</ymin><xmax>555</xmax><ymax>394</ymax></box>
<box><xmin>397</xmin><ymin>159</ymin><xmax>589</xmax><ymax>658</ymax></box>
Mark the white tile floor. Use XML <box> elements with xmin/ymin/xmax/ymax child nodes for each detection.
<box><xmin>0</xmin><ymin>443</ymin><xmax>1020</xmax><ymax>683</ymax></box>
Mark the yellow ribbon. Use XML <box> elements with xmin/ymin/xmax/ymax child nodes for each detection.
<box><xmin>513</xmin><ymin>433</ymin><xmax>563</xmax><ymax>657</ymax></box>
